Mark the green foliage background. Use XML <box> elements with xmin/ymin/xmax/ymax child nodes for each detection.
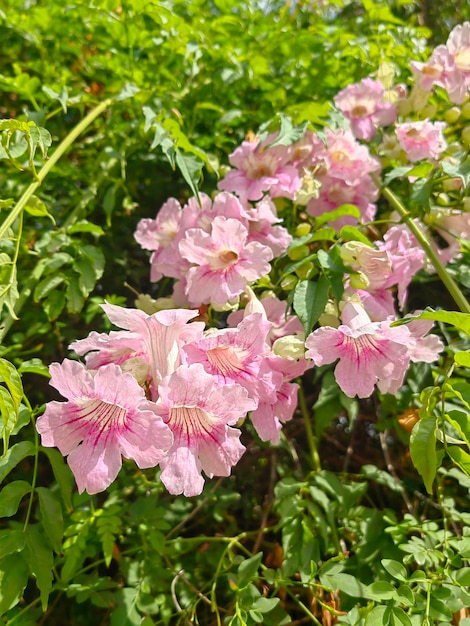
<box><xmin>1</xmin><ymin>0</ymin><xmax>470</xmax><ymax>624</ymax></box>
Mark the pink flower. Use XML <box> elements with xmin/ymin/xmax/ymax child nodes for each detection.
<box><xmin>134</xmin><ymin>198</ymin><xmax>188</xmax><ymax>281</ymax></box>
<box><xmin>313</xmin><ymin>128</ymin><xmax>381</xmax><ymax>185</ymax></box>
<box><xmin>36</xmin><ymin>359</ymin><xmax>173</xmax><ymax>494</ymax></box>
<box><xmin>334</xmin><ymin>78</ymin><xmax>397</xmax><ymax>140</ymax></box>
<box><xmin>377</xmin><ymin>224</ymin><xmax>426</xmax><ymax>308</ymax></box>
<box><xmin>395</xmin><ymin>120</ymin><xmax>447</xmax><ymax>162</ymax></box>
<box><xmin>71</xmin><ymin>304</ymin><xmax>205</xmax><ymax>398</ymax></box>
<box><xmin>183</xmin><ymin>313</ymin><xmax>277</xmax><ymax>404</ymax></box>
<box><xmin>305</xmin><ymin>302</ymin><xmax>412</xmax><ymax>398</ymax></box>
<box><xmin>218</xmin><ymin>139</ymin><xmax>301</xmax><ymax>202</ymax></box>
<box><xmin>154</xmin><ymin>363</ymin><xmax>256</xmax><ymax>496</ymax></box>
<box><xmin>179</xmin><ymin>216</ymin><xmax>273</xmax><ymax>306</ymax></box>
<box><xmin>251</xmin><ymin>354</ymin><xmax>310</xmax><ymax>443</ymax></box>
<box><xmin>227</xmin><ymin>296</ymin><xmax>303</xmax><ymax>345</ymax></box>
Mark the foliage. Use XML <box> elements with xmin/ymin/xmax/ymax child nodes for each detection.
<box><xmin>1</xmin><ymin>0</ymin><xmax>470</xmax><ymax>625</ymax></box>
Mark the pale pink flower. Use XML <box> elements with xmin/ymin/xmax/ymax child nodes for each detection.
<box><xmin>183</xmin><ymin>313</ymin><xmax>275</xmax><ymax>403</ymax></box>
<box><xmin>306</xmin><ymin>173</ymin><xmax>377</xmax><ymax>228</ymax></box>
<box><xmin>179</xmin><ymin>216</ymin><xmax>273</xmax><ymax>306</ymax></box>
<box><xmin>410</xmin><ymin>46</ymin><xmax>455</xmax><ymax>93</ymax></box>
<box><xmin>71</xmin><ymin>304</ymin><xmax>205</xmax><ymax>398</ymax></box>
<box><xmin>218</xmin><ymin>139</ymin><xmax>301</xmax><ymax>202</ymax></box>
<box><xmin>244</xmin><ymin>197</ymin><xmax>292</xmax><ymax>257</ymax></box>
<box><xmin>305</xmin><ymin>302</ymin><xmax>412</xmax><ymax>398</ymax></box>
<box><xmin>228</xmin><ymin>296</ymin><xmax>303</xmax><ymax>345</ymax></box>
<box><xmin>154</xmin><ymin>363</ymin><xmax>256</xmax><ymax>496</ymax></box>
<box><xmin>405</xmin><ymin>316</ymin><xmax>444</xmax><ymax>363</ymax></box>
<box><xmin>134</xmin><ymin>198</ymin><xmax>188</xmax><ymax>281</ymax></box>
<box><xmin>334</xmin><ymin>78</ymin><xmax>397</xmax><ymax>140</ymax></box>
<box><xmin>395</xmin><ymin>120</ymin><xmax>447</xmax><ymax>162</ymax></box>
<box><xmin>313</xmin><ymin>128</ymin><xmax>381</xmax><ymax>185</ymax></box>
<box><xmin>341</xmin><ymin>241</ymin><xmax>392</xmax><ymax>291</ymax></box>
<box><xmin>36</xmin><ymin>359</ymin><xmax>173</xmax><ymax>494</ymax></box>
<box><xmin>410</xmin><ymin>24</ymin><xmax>470</xmax><ymax>104</ymax></box>
<box><xmin>377</xmin><ymin>224</ymin><xmax>426</xmax><ymax>308</ymax></box>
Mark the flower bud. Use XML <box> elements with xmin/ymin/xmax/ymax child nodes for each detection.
<box><xmin>349</xmin><ymin>271</ymin><xmax>370</xmax><ymax>290</ymax></box>
<box><xmin>272</xmin><ymin>333</ymin><xmax>306</xmax><ymax>359</ymax></box>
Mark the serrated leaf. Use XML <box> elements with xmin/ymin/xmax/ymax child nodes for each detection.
<box><xmin>0</xmin><ymin>480</ymin><xmax>31</xmax><ymax>517</ymax></box>
<box><xmin>24</xmin><ymin>525</ymin><xmax>54</xmax><ymax>611</ymax></box>
<box><xmin>42</xmin><ymin>448</ymin><xmax>73</xmax><ymax>512</ymax></box>
<box><xmin>33</xmin><ymin>273</ymin><xmax>66</xmax><ymax>302</ymax></box>
<box><xmin>410</xmin><ymin>416</ymin><xmax>438</xmax><ymax>494</ymax></box>
<box><xmin>293</xmin><ymin>276</ymin><xmax>329</xmax><ymax>336</ymax></box>
<box><xmin>37</xmin><ymin>486</ymin><xmax>64</xmax><ymax>554</ymax></box>
<box><xmin>265</xmin><ymin>116</ymin><xmax>308</xmax><ymax>148</ymax></box>
<box><xmin>43</xmin><ymin>290</ymin><xmax>66</xmax><ymax>321</ymax></box>
<box><xmin>66</xmin><ymin>275</ymin><xmax>85</xmax><ymax>313</ymax></box>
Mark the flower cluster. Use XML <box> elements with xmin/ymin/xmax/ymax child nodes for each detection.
<box><xmin>38</xmin><ymin>21</ymin><xmax>470</xmax><ymax>496</ymax></box>
<box><xmin>37</xmin><ymin>299</ymin><xmax>310</xmax><ymax>496</ymax></box>
<box><xmin>134</xmin><ymin>191</ymin><xmax>291</xmax><ymax>307</ymax></box>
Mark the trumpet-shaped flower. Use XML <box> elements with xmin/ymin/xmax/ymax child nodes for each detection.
<box><xmin>154</xmin><ymin>363</ymin><xmax>256</xmax><ymax>496</ymax></box>
<box><xmin>334</xmin><ymin>78</ymin><xmax>397</xmax><ymax>140</ymax></box>
<box><xmin>179</xmin><ymin>216</ymin><xmax>273</xmax><ymax>306</ymax></box>
<box><xmin>36</xmin><ymin>359</ymin><xmax>173</xmax><ymax>494</ymax></box>
<box><xmin>395</xmin><ymin>120</ymin><xmax>447</xmax><ymax>162</ymax></box>
<box><xmin>305</xmin><ymin>302</ymin><xmax>412</xmax><ymax>398</ymax></box>
<box><xmin>183</xmin><ymin>313</ymin><xmax>276</xmax><ymax>404</ymax></box>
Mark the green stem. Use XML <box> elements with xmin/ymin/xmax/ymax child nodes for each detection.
<box><xmin>0</xmin><ymin>98</ymin><xmax>113</xmax><ymax>242</ymax></box>
<box><xmin>373</xmin><ymin>174</ymin><xmax>470</xmax><ymax>314</ymax></box>
<box><xmin>297</xmin><ymin>383</ymin><xmax>321</xmax><ymax>472</ymax></box>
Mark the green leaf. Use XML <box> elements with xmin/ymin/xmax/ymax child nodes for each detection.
<box><xmin>42</xmin><ymin>448</ymin><xmax>73</xmax><ymax>512</ymax></box>
<box><xmin>365</xmin><ymin>580</ymin><xmax>396</xmax><ymax>600</ymax></box>
<box><xmin>265</xmin><ymin>115</ymin><xmax>308</xmax><ymax>148</ymax></box>
<box><xmin>37</xmin><ymin>487</ymin><xmax>64</xmax><ymax>554</ymax></box>
<box><xmin>320</xmin><ymin>572</ymin><xmax>368</xmax><ymax>598</ymax></box>
<box><xmin>410</xmin><ymin>416</ymin><xmax>438</xmax><ymax>494</ymax></box>
<box><xmin>390</xmin><ymin>606</ymin><xmax>412</xmax><ymax>626</ymax></box>
<box><xmin>414</xmin><ymin>310</ymin><xmax>470</xmax><ymax>336</ymax></box>
<box><xmin>0</xmin><ymin>480</ymin><xmax>31</xmax><ymax>517</ymax></box>
<box><xmin>110</xmin><ymin>587</ymin><xmax>141</xmax><ymax>626</ymax></box>
<box><xmin>365</xmin><ymin>606</ymin><xmax>387</xmax><ymax>626</ymax></box>
<box><xmin>237</xmin><ymin>553</ymin><xmax>263</xmax><ymax>589</ymax></box>
<box><xmin>66</xmin><ymin>275</ymin><xmax>85</xmax><ymax>313</ymax></box>
<box><xmin>442</xmin><ymin>157</ymin><xmax>470</xmax><ymax>187</ymax></box>
<box><xmin>175</xmin><ymin>150</ymin><xmax>203</xmax><ymax>201</ymax></box>
<box><xmin>0</xmin><ymin>441</ymin><xmax>36</xmax><ymax>482</ymax></box>
<box><xmin>44</xmin><ymin>290</ymin><xmax>66</xmax><ymax>321</ymax></box>
<box><xmin>33</xmin><ymin>273</ymin><xmax>66</xmax><ymax>301</ymax></box>
<box><xmin>293</xmin><ymin>276</ymin><xmax>329</xmax><ymax>336</ymax></box>
<box><xmin>24</xmin><ymin>195</ymin><xmax>54</xmax><ymax>222</ymax></box>
<box><xmin>0</xmin><ymin>528</ymin><xmax>25</xmax><ymax>559</ymax></box>
<box><xmin>455</xmin><ymin>351</ymin><xmax>470</xmax><ymax>368</ymax></box>
<box><xmin>24</xmin><ymin>525</ymin><xmax>54</xmax><ymax>611</ymax></box>
<box><xmin>0</xmin><ymin>553</ymin><xmax>29</xmax><ymax>613</ymax></box>
<box><xmin>314</xmin><ymin>204</ymin><xmax>361</xmax><ymax>228</ymax></box>
<box><xmin>381</xmin><ymin>559</ymin><xmax>407</xmax><ymax>582</ymax></box>
<box><xmin>406</xmin><ymin>162</ymin><xmax>434</xmax><ymax>178</ymax></box>
<box><xmin>447</xmin><ymin>446</ymin><xmax>470</xmax><ymax>478</ymax></box>
<box><xmin>339</xmin><ymin>225</ymin><xmax>373</xmax><ymax>246</ymax></box>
